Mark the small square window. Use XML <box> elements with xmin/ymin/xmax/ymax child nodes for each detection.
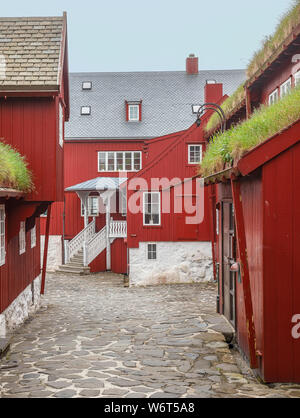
<box><xmin>188</xmin><ymin>144</ymin><xmax>202</xmax><ymax>164</ymax></box>
<box><xmin>147</xmin><ymin>243</ymin><xmax>157</xmax><ymax>260</ymax></box>
<box><xmin>82</xmin><ymin>81</ymin><xmax>92</xmax><ymax>90</ymax></box>
<box><xmin>81</xmin><ymin>106</ymin><xmax>91</xmax><ymax>115</ymax></box>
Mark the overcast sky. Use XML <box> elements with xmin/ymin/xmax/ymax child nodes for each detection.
<box><xmin>0</xmin><ymin>0</ymin><xmax>293</xmax><ymax>73</ymax></box>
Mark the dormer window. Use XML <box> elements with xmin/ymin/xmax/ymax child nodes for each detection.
<box><xmin>126</xmin><ymin>100</ymin><xmax>142</xmax><ymax>122</ymax></box>
<box><xmin>81</xmin><ymin>106</ymin><xmax>91</xmax><ymax>115</ymax></box>
<box><xmin>82</xmin><ymin>81</ymin><xmax>92</xmax><ymax>90</ymax></box>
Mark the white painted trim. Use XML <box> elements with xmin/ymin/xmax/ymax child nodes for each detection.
<box><xmin>19</xmin><ymin>221</ymin><xmax>26</xmax><ymax>255</ymax></box>
<box><xmin>31</xmin><ymin>225</ymin><xmax>36</xmax><ymax>249</ymax></box>
<box><xmin>294</xmin><ymin>70</ymin><xmax>300</xmax><ymax>87</ymax></box>
<box><xmin>269</xmin><ymin>88</ymin><xmax>279</xmax><ymax>105</ymax></box>
<box><xmin>280</xmin><ymin>77</ymin><xmax>292</xmax><ymax>98</ymax></box>
<box><xmin>97</xmin><ymin>151</ymin><xmax>142</xmax><ymax>173</ymax></box>
<box><xmin>0</xmin><ymin>204</ymin><xmax>5</xmax><ymax>267</ymax></box>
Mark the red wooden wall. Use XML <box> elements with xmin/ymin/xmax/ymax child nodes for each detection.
<box><xmin>0</xmin><ymin>211</ymin><xmax>41</xmax><ymax>314</ymax></box>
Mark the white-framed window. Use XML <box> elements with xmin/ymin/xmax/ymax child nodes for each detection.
<box><xmin>98</xmin><ymin>151</ymin><xmax>142</xmax><ymax>172</ymax></box>
<box><xmin>147</xmin><ymin>243</ymin><xmax>157</xmax><ymax>260</ymax></box>
<box><xmin>82</xmin><ymin>81</ymin><xmax>92</xmax><ymax>90</ymax></box>
<box><xmin>59</xmin><ymin>102</ymin><xmax>64</xmax><ymax>147</ymax></box>
<box><xmin>143</xmin><ymin>192</ymin><xmax>161</xmax><ymax>226</ymax></box>
<box><xmin>188</xmin><ymin>144</ymin><xmax>202</xmax><ymax>164</ymax></box>
<box><xmin>0</xmin><ymin>205</ymin><xmax>5</xmax><ymax>266</ymax></box>
<box><xmin>81</xmin><ymin>106</ymin><xmax>91</xmax><ymax>115</ymax></box>
<box><xmin>19</xmin><ymin>221</ymin><xmax>26</xmax><ymax>255</ymax></box>
<box><xmin>294</xmin><ymin>70</ymin><xmax>300</xmax><ymax>87</ymax></box>
<box><xmin>81</xmin><ymin>196</ymin><xmax>99</xmax><ymax>217</ymax></box>
<box><xmin>128</xmin><ymin>104</ymin><xmax>139</xmax><ymax>121</ymax></box>
<box><xmin>269</xmin><ymin>88</ymin><xmax>279</xmax><ymax>105</ymax></box>
<box><xmin>280</xmin><ymin>78</ymin><xmax>292</xmax><ymax>98</ymax></box>
<box><xmin>31</xmin><ymin>224</ymin><xmax>36</xmax><ymax>249</ymax></box>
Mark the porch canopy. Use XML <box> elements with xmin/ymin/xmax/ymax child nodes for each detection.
<box><xmin>65</xmin><ymin>177</ymin><xmax>127</xmax><ymax>228</ymax></box>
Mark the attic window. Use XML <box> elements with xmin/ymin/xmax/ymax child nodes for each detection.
<box><xmin>81</xmin><ymin>106</ymin><xmax>91</xmax><ymax>115</ymax></box>
<box><xmin>126</xmin><ymin>101</ymin><xmax>142</xmax><ymax>122</ymax></box>
<box><xmin>82</xmin><ymin>81</ymin><xmax>92</xmax><ymax>90</ymax></box>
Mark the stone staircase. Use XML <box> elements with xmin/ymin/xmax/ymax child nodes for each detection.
<box><xmin>57</xmin><ymin>249</ymin><xmax>91</xmax><ymax>275</ymax></box>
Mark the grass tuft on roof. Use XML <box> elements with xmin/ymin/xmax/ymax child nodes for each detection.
<box><xmin>200</xmin><ymin>85</ymin><xmax>300</xmax><ymax>177</ymax></box>
<box><xmin>0</xmin><ymin>142</ymin><xmax>33</xmax><ymax>192</ymax></box>
<box><xmin>247</xmin><ymin>0</ymin><xmax>300</xmax><ymax>79</ymax></box>
<box><xmin>205</xmin><ymin>83</ymin><xmax>245</xmax><ymax>133</ymax></box>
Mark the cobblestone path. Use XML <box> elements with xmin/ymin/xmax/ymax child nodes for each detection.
<box><xmin>0</xmin><ymin>273</ymin><xmax>299</xmax><ymax>398</ymax></box>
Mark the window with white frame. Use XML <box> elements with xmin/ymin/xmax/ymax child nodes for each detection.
<box><xmin>19</xmin><ymin>221</ymin><xmax>26</xmax><ymax>255</ymax></box>
<box><xmin>128</xmin><ymin>104</ymin><xmax>139</xmax><ymax>121</ymax></box>
<box><xmin>82</xmin><ymin>81</ymin><xmax>92</xmax><ymax>90</ymax></box>
<box><xmin>0</xmin><ymin>205</ymin><xmax>5</xmax><ymax>266</ymax></box>
<box><xmin>59</xmin><ymin>102</ymin><xmax>64</xmax><ymax>147</ymax></box>
<box><xmin>81</xmin><ymin>106</ymin><xmax>91</xmax><ymax>115</ymax></box>
<box><xmin>295</xmin><ymin>70</ymin><xmax>300</xmax><ymax>87</ymax></box>
<box><xmin>98</xmin><ymin>151</ymin><xmax>142</xmax><ymax>172</ymax></box>
<box><xmin>188</xmin><ymin>144</ymin><xmax>202</xmax><ymax>164</ymax></box>
<box><xmin>280</xmin><ymin>78</ymin><xmax>292</xmax><ymax>98</ymax></box>
<box><xmin>269</xmin><ymin>88</ymin><xmax>279</xmax><ymax>105</ymax></box>
<box><xmin>81</xmin><ymin>196</ymin><xmax>99</xmax><ymax>217</ymax></box>
<box><xmin>31</xmin><ymin>224</ymin><xmax>36</xmax><ymax>249</ymax></box>
<box><xmin>143</xmin><ymin>192</ymin><xmax>161</xmax><ymax>226</ymax></box>
<box><xmin>147</xmin><ymin>243</ymin><xmax>157</xmax><ymax>260</ymax></box>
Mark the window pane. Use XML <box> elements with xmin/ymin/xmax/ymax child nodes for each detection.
<box><xmin>125</xmin><ymin>152</ymin><xmax>132</xmax><ymax>171</ymax></box>
<box><xmin>107</xmin><ymin>152</ymin><xmax>115</xmax><ymax>171</ymax></box>
<box><xmin>134</xmin><ymin>152</ymin><xmax>141</xmax><ymax>171</ymax></box>
<box><xmin>129</xmin><ymin>105</ymin><xmax>139</xmax><ymax>121</ymax></box>
<box><xmin>117</xmin><ymin>152</ymin><xmax>124</xmax><ymax>171</ymax></box>
<box><xmin>99</xmin><ymin>153</ymin><xmax>106</xmax><ymax>171</ymax></box>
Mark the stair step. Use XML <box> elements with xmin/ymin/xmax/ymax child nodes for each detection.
<box><xmin>57</xmin><ymin>266</ymin><xmax>90</xmax><ymax>275</ymax></box>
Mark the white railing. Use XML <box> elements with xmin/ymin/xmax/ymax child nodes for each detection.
<box><xmin>83</xmin><ymin>226</ymin><xmax>107</xmax><ymax>267</ymax></box>
<box><xmin>65</xmin><ymin>218</ymin><xmax>96</xmax><ymax>263</ymax></box>
<box><xmin>109</xmin><ymin>221</ymin><xmax>127</xmax><ymax>238</ymax></box>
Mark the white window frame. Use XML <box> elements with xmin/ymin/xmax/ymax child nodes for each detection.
<box><xmin>31</xmin><ymin>224</ymin><xmax>36</xmax><ymax>249</ymax></box>
<box><xmin>98</xmin><ymin>151</ymin><xmax>142</xmax><ymax>172</ymax></box>
<box><xmin>0</xmin><ymin>205</ymin><xmax>5</xmax><ymax>267</ymax></box>
<box><xmin>128</xmin><ymin>104</ymin><xmax>140</xmax><ymax>121</ymax></box>
<box><xmin>294</xmin><ymin>70</ymin><xmax>300</xmax><ymax>87</ymax></box>
<box><xmin>143</xmin><ymin>192</ymin><xmax>161</xmax><ymax>226</ymax></box>
<box><xmin>81</xmin><ymin>196</ymin><xmax>99</xmax><ymax>217</ymax></box>
<box><xmin>59</xmin><ymin>102</ymin><xmax>64</xmax><ymax>147</ymax></box>
<box><xmin>19</xmin><ymin>221</ymin><xmax>26</xmax><ymax>255</ymax></box>
<box><xmin>147</xmin><ymin>243</ymin><xmax>157</xmax><ymax>261</ymax></box>
<box><xmin>82</xmin><ymin>81</ymin><xmax>92</xmax><ymax>90</ymax></box>
<box><xmin>188</xmin><ymin>144</ymin><xmax>202</xmax><ymax>164</ymax></box>
<box><xmin>269</xmin><ymin>88</ymin><xmax>279</xmax><ymax>106</ymax></box>
<box><xmin>280</xmin><ymin>78</ymin><xmax>292</xmax><ymax>98</ymax></box>
<box><xmin>81</xmin><ymin>106</ymin><xmax>91</xmax><ymax>115</ymax></box>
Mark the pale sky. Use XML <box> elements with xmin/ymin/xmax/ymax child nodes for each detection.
<box><xmin>0</xmin><ymin>0</ymin><xmax>294</xmax><ymax>72</ymax></box>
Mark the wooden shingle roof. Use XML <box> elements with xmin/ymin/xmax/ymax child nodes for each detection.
<box><xmin>0</xmin><ymin>15</ymin><xmax>66</xmax><ymax>91</ymax></box>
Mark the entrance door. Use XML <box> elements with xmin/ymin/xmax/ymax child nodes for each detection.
<box><xmin>222</xmin><ymin>202</ymin><xmax>237</xmax><ymax>328</ymax></box>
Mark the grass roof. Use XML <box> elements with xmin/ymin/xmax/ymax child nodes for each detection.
<box><xmin>247</xmin><ymin>0</ymin><xmax>300</xmax><ymax>80</ymax></box>
<box><xmin>200</xmin><ymin>85</ymin><xmax>300</xmax><ymax>177</ymax></box>
<box><xmin>0</xmin><ymin>142</ymin><xmax>33</xmax><ymax>192</ymax></box>
<box><xmin>205</xmin><ymin>83</ymin><xmax>245</xmax><ymax>133</ymax></box>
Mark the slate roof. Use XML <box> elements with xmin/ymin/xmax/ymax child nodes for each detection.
<box><xmin>65</xmin><ymin>69</ymin><xmax>246</xmax><ymax>140</ymax></box>
<box><xmin>0</xmin><ymin>15</ymin><xmax>65</xmax><ymax>90</ymax></box>
<box><xmin>65</xmin><ymin>177</ymin><xmax>127</xmax><ymax>192</ymax></box>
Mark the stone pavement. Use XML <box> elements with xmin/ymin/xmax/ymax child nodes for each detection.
<box><xmin>0</xmin><ymin>273</ymin><xmax>299</xmax><ymax>398</ymax></box>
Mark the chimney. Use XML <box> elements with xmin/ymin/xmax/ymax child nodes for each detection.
<box><xmin>204</xmin><ymin>80</ymin><xmax>224</xmax><ymax>103</ymax></box>
<box><xmin>186</xmin><ymin>54</ymin><xmax>198</xmax><ymax>75</ymax></box>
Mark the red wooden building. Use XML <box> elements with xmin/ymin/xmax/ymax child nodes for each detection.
<box><xmin>202</xmin><ymin>6</ymin><xmax>300</xmax><ymax>382</ymax></box>
<box><xmin>0</xmin><ymin>14</ymin><xmax>69</xmax><ymax>336</ymax></box>
<box><xmin>43</xmin><ymin>57</ymin><xmax>245</xmax><ymax>285</ymax></box>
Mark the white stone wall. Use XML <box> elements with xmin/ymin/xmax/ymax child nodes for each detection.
<box><xmin>40</xmin><ymin>235</ymin><xmax>62</xmax><ymax>271</ymax></box>
<box><xmin>0</xmin><ymin>275</ymin><xmax>42</xmax><ymax>337</ymax></box>
<box><xmin>129</xmin><ymin>241</ymin><xmax>213</xmax><ymax>287</ymax></box>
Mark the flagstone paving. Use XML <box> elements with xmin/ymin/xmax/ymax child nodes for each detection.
<box><xmin>0</xmin><ymin>272</ymin><xmax>299</xmax><ymax>398</ymax></box>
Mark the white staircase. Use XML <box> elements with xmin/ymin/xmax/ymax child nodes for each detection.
<box><xmin>57</xmin><ymin>220</ymin><xmax>127</xmax><ymax>275</ymax></box>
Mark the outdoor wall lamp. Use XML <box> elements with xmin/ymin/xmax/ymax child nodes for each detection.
<box><xmin>196</xmin><ymin>102</ymin><xmax>226</xmax><ymax>133</ymax></box>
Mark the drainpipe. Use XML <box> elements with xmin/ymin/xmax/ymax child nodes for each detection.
<box><xmin>41</xmin><ymin>204</ymin><xmax>52</xmax><ymax>295</ymax></box>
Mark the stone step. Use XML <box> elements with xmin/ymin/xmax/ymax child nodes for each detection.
<box><xmin>0</xmin><ymin>338</ymin><xmax>10</xmax><ymax>359</ymax></box>
<box><xmin>57</xmin><ymin>264</ymin><xmax>90</xmax><ymax>275</ymax></box>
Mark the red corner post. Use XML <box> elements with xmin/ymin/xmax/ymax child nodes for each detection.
<box><xmin>41</xmin><ymin>204</ymin><xmax>52</xmax><ymax>295</ymax></box>
<box><xmin>231</xmin><ymin>177</ymin><xmax>258</xmax><ymax>369</ymax></box>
